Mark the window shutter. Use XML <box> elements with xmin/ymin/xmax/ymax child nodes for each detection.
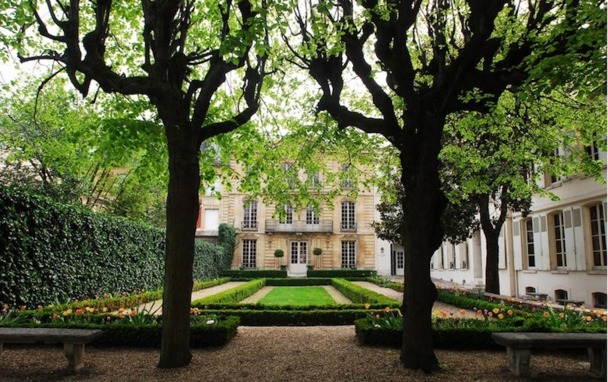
<box><xmin>564</xmin><ymin>210</ymin><xmax>572</xmax><ymax>228</ymax></box>
<box><xmin>572</xmin><ymin>208</ymin><xmax>582</xmax><ymax>227</ymax></box>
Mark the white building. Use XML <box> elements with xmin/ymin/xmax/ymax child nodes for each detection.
<box><xmin>429</xmin><ymin>147</ymin><xmax>607</xmax><ymax>308</ymax></box>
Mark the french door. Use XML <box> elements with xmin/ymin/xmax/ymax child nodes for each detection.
<box><xmin>290</xmin><ymin>241</ymin><xmax>308</xmax><ymax>274</ymax></box>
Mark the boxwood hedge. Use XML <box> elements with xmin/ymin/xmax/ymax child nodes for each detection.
<box><xmin>0</xmin><ymin>316</ymin><xmax>240</xmax><ymax>347</ymax></box>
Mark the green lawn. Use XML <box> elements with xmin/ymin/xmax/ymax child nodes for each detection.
<box><xmin>257</xmin><ymin>286</ymin><xmax>337</xmax><ymax>306</ymax></box>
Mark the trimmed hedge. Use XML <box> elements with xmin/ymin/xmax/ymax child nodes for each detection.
<box><xmin>366</xmin><ymin>277</ymin><xmax>404</xmax><ymax>292</ymax></box>
<box><xmin>193</xmin><ymin>279</ymin><xmax>266</xmax><ymax>304</ymax></box>
<box><xmin>307</xmin><ymin>269</ymin><xmax>377</xmax><ymax>278</ymax></box>
<box><xmin>221</xmin><ymin>270</ymin><xmax>288</xmax><ymax>279</ymax></box>
<box><xmin>0</xmin><ymin>186</ymin><xmax>235</xmax><ymax>307</ymax></box>
<box><xmin>332</xmin><ymin>278</ymin><xmax>400</xmax><ymax>306</ymax></box>
<box><xmin>0</xmin><ymin>316</ymin><xmax>240</xmax><ymax>347</ymax></box>
<box><xmin>265</xmin><ymin>278</ymin><xmax>332</xmax><ymax>286</ymax></box>
<box><xmin>200</xmin><ymin>309</ymin><xmax>367</xmax><ymax>326</ymax></box>
<box><xmin>354</xmin><ymin>318</ymin><xmax>501</xmax><ymax>349</ymax></box>
<box><xmin>196</xmin><ymin>302</ymin><xmax>394</xmax><ymax>311</ymax></box>
<box><xmin>40</xmin><ymin>278</ymin><xmax>231</xmax><ymax>314</ymax></box>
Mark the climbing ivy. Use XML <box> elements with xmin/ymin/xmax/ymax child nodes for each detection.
<box><xmin>0</xmin><ymin>186</ymin><xmax>234</xmax><ymax>307</ymax></box>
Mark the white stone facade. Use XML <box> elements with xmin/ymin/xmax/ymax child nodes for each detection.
<box><xmin>430</xmin><ymin>153</ymin><xmax>607</xmax><ymax>308</ymax></box>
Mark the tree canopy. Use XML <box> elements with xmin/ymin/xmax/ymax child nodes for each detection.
<box><xmin>1</xmin><ymin>0</ymin><xmax>605</xmax><ymax>374</ymax></box>
<box><xmin>0</xmin><ymin>78</ymin><xmax>169</xmax><ymax>225</ymax></box>
<box><xmin>285</xmin><ymin>0</ymin><xmax>606</xmax><ymax>371</ymax></box>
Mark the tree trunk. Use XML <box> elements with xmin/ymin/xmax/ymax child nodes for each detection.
<box><xmin>158</xmin><ymin>123</ymin><xmax>201</xmax><ymax>368</ymax></box>
<box><xmin>478</xmin><ymin>194</ymin><xmax>505</xmax><ymax>295</ymax></box>
<box><xmin>484</xmin><ymin>230</ymin><xmax>500</xmax><ymax>294</ymax></box>
<box><xmin>399</xmin><ymin>112</ymin><xmax>445</xmax><ymax>372</ymax></box>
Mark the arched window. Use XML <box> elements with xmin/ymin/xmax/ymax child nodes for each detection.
<box><xmin>525</xmin><ymin>286</ymin><xmax>536</xmax><ymax>294</ymax></box>
<box><xmin>593</xmin><ymin>292</ymin><xmax>607</xmax><ymax>309</ymax></box>
<box><xmin>555</xmin><ymin>289</ymin><xmax>568</xmax><ymax>304</ymax></box>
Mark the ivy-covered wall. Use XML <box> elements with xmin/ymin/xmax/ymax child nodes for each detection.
<box><xmin>0</xmin><ymin>186</ymin><xmax>234</xmax><ymax>307</ymax></box>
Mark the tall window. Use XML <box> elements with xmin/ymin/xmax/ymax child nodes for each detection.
<box><xmin>341</xmin><ymin>201</ymin><xmax>356</xmax><ymax>230</ymax></box>
<box><xmin>340</xmin><ymin>165</ymin><xmax>354</xmax><ymax>188</ymax></box>
<box><xmin>341</xmin><ymin>241</ymin><xmax>356</xmax><ymax>269</ymax></box>
<box><xmin>590</xmin><ymin>203</ymin><xmax>607</xmax><ymax>267</ymax></box>
<box><xmin>243</xmin><ymin>200</ymin><xmax>258</xmax><ymax>230</ymax></box>
<box><xmin>306</xmin><ymin>207</ymin><xmax>319</xmax><ymax>225</ymax></box>
<box><xmin>279</xmin><ymin>205</ymin><xmax>293</xmax><ymax>224</ymax></box>
<box><xmin>307</xmin><ymin>171</ymin><xmax>321</xmax><ymax>188</ymax></box>
<box><xmin>545</xmin><ymin>149</ymin><xmax>562</xmax><ymax>186</ymax></box>
<box><xmin>283</xmin><ymin>163</ymin><xmax>296</xmax><ymax>188</ymax></box>
<box><xmin>395</xmin><ymin>250</ymin><xmax>404</xmax><ymax>270</ymax></box>
<box><xmin>553</xmin><ymin>212</ymin><xmax>567</xmax><ymax>267</ymax></box>
<box><xmin>462</xmin><ymin>243</ymin><xmax>469</xmax><ymax>269</ymax></box>
<box><xmin>524</xmin><ymin>219</ymin><xmax>536</xmax><ymax>268</ymax></box>
<box><xmin>585</xmin><ymin>142</ymin><xmax>600</xmax><ymax>160</ymax></box>
<box><xmin>242</xmin><ymin>240</ymin><xmax>257</xmax><ymax>268</ymax></box>
<box><xmin>449</xmin><ymin>244</ymin><xmax>456</xmax><ymax>269</ymax></box>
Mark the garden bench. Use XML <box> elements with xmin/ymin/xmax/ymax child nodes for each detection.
<box><xmin>0</xmin><ymin>327</ymin><xmax>102</xmax><ymax>372</ymax></box>
<box><xmin>492</xmin><ymin>332</ymin><xmax>606</xmax><ymax>379</ymax></box>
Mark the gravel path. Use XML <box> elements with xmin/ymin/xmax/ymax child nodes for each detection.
<box><xmin>354</xmin><ymin>281</ymin><xmax>478</xmax><ymax>318</ymax></box>
<box><xmin>0</xmin><ymin>281</ymin><xmax>594</xmax><ymax>381</ymax></box>
<box><xmin>0</xmin><ymin>326</ymin><xmax>591</xmax><ymax>381</ymax></box>
<box><xmin>133</xmin><ymin>282</ymin><xmax>246</xmax><ymax>315</ymax></box>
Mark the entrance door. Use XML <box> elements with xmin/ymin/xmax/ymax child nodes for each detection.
<box><xmin>395</xmin><ymin>250</ymin><xmax>404</xmax><ymax>276</ymax></box>
<box><xmin>290</xmin><ymin>241</ymin><xmax>308</xmax><ymax>275</ymax></box>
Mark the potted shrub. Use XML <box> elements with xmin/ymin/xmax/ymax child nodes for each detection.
<box><xmin>312</xmin><ymin>247</ymin><xmax>323</xmax><ymax>268</ymax></box>
<box><xmin>274</xmin><ymin>249</ymin><xmax>285</xmax><ymax>269</ymax></box>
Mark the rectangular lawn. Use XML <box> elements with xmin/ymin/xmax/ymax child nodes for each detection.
<box><xmin>258</xmin><ymin>286</ymin><xmax>337</xmax><ymax>306</ymax></box>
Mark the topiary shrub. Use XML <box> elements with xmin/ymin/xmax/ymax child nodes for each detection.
<box><xmin>307</xmin><ymin>269</ymin><xmax>377</xmax><ymax>278</ymax></box>
<box><xmin>221</xmin><ymin>270</ymin><xmax>287</xmax><ymax>279</ymax></box>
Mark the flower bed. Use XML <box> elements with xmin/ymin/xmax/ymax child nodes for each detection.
<box><xmin>0</xmin><ymin>308</ymin><xmax>239</xmax><ymax>347</ymax></box>
<box><xmin>355</xmin><ymin>287</ymin><xmax>607</xmax><ymax>348</ymax></box>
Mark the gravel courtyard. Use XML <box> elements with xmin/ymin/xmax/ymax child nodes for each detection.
<box><xmin>0</xmin><ymin>326</ymin><xmax>592</xmax><ymax>382</ymax></box>
<box><xmin>0</xmin><ymin>282</ymin><xmax>597</xmax><ymax>381</ymax></box>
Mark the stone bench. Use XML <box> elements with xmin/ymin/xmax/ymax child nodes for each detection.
<box><xmin>0</xmin><ymin>327</ymin><xmax>103</xmax><ymax>372</ymax></box>
<box><xmin>492</xmin><ymin>332</ymin><xmax>606</xmax><ymax>379</ymax></box>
